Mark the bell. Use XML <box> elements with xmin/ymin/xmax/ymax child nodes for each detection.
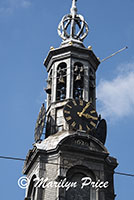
<box><xmin>75</xmin><ymin>74</ymin><xmax>82</xmax><ymax>86</ymax></box>
<box><xmin>80</xmin><ymin>66</ymin><xmax>84</xmax><ymax>73</ymax></box>
<box><xmin>57</xmin><ymin>67</ymin><xmax>62</xmax><ymax>74</ymax></box>
<box><xmin>61</xmin><ymin>68</ymin><xmax>66</xmax><ymax>74</ymax></box>
<box><xmin>58</xmin><ymin>76</ymin><xmax>65</xmax><ymax>88</ymax></box>
<box><xmin>74</xmin><ymin>65</ymin><xmax>79</xmax><ymax>72</ymax></box>
<box><xmin>58</xmin><ymin>67</ymin><xmax>66</xmax><ymax>74</ymax></box>
<box><xmin>45</xmin><ymin>78</ymin><xmax>51</xmax><ymax>94</ymax></box>
<box><xmin>45</xmin><ymin>85</ymin><xmax>51</xmax><ymax>94</ymax></box>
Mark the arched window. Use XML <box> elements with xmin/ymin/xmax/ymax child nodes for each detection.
<box><xmin>65</xmin><ymin>166</ymin><xmax>97</xmax><ymax>200</ymax></box>
<box><xmin>26</xmin><ymin>175</ymin><xmax>37</xmax><ymax>200</ymax></box>
<box><xmin>66</xmin><ymin>172</ymin><xmax>90</xmax><ymax>200</ymax></box>
<box><xmin>56</xmin><ymin>62</ymin><xmax>67</xmax><ymax>101</ymax></box>
<box><xmin>73</xmin><ymin>62</ymin><xmax>84</xmax><ymax>99</ymax></box>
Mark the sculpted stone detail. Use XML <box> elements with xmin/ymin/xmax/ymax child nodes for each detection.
<box><xmin>74</xmin><ymin>139</ymin><xmax>90</xmax><ymax>148</ymax></box>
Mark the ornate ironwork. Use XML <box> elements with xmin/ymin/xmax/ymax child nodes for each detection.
<box><xmin>58</xmin><ymin>0</ymin><xmax>89</xmax><ymax>42</ymax></box>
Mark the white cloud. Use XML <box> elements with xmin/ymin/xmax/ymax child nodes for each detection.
<box><xmin>0</xmin><ymin>0</ymin><xmax>31</xmax><ymax>15</ymax></box>
<box><xmin>0</xmin><ymin>5</ymin><xmax>12</xmax><ymax>15</ymax></box>
<box><xmin>97</xmin><ymin>62</ymin><xmax>134</xmax><ymax>121</ymax></box>
<box><xmin>21</xmin><ymin>0</ymin><xmax>31</xmax><ymax>8</ymax></box>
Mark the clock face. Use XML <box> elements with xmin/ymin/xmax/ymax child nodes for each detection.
<box><xmin>63</xmin><ymin>99</ymin><xmax>98</xmax><ymax>132</ymax></box>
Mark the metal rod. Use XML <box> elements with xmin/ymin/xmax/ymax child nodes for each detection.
<box><xmin>101</xmin><ymin>46</ymin><xmax>128</xmax><ymax>63</ymax></box>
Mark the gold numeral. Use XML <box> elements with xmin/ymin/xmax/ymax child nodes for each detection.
<box><xmin>90</xmin><ymin>121</ymin><xmax>96</xmax><ymax>127</ymax></box>
<box><xmin>72</xmin><ymin>100</ymin><xmax>77</xmax><ymax>106</ymax></box>
<box><xmin>64</xmin><ymin>110</ymin><xmax>70</xmax><ymax>114</ymax></box>
<box><xmin>67</xmin><ymin>104</ymin><xmax>72</xmax><ymax>109</ymax></box>
<box><xmin>80</xmin><ymin>99</ymin><xmax>83</xmax><ymax>106</ymax></box>
<box><xmin>79</xmin><ymin>124</ymin><xmax>83</xmax><ymax>130</ymax></box>
<box><xmin>71</xmin><ymin>121</ymin><xmax>76</xmax><ymax>127</ymax></box>
<box><xmin>66</xmin><ymin>116</ymin><xmax>72</xmax><ymax>121</ymax></box>
<box><xmin>86</xmin><ymin>125</ymin><xmax>91</xmax><ymax>131</ymax></box>
<box><xmin>90</xmin><ymin>110</ymin><xmax>96</xmax><ymax>114</ymax></box>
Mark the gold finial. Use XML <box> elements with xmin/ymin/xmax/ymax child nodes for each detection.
<box><xmin>69</xmin><ymin>41</ymin><xmax>73</xmax><ymax>45</ymax></box>
<box><xmin>50</xmin><ymin>46</ymin><xmax>55</xmax><ymax>50</ymax></box>
<box><xmin>88</xmin><ymin>46</ymin><xmax>92</xmax><ymax>50</ymax></box>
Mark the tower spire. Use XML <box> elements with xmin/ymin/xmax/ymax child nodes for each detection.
<box><xmin>23</xmin><ymin>2</ymin><xmax>118</xmax><ymax>200</ymax></box>
<box><xmin>58</xmin><ymin>0</ymin><xmax>89</xmax><ymax>44</ymax></box>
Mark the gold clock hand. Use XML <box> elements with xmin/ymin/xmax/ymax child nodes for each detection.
<box><xmin>82</xmin><ymin>113</ymin><xmax>98</xmax><ymax>120</ymax></box>
<box><xmin>78</xmin><ymin>101</ymin><xmax>91</xmax><ymax>117</ymax></box>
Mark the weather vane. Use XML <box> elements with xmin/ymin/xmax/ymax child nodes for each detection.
<box><xmin>58</xmin><ymin>0</ymin><xmax>89</xmax><ymax>42</ymax></box>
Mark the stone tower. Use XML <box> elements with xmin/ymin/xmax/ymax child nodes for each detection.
<box><xmin>23</xmin><ymin>1</ymin><xmax>118</xmax><ymax>200</ymax></box>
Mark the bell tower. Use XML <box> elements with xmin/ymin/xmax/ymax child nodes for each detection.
<box><xmin>44</xmin><ymin>0</ymin><xmax>98</xmax><ymax>137</ymax></box>
<box><xmin>23</xmin><ymin>1</ymin><xmax>118</xmax><ymax>200</ymax></box>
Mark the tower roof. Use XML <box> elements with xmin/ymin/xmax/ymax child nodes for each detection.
<box><xmin>58</xmin><ymin>0</ymin><xmax>89</xmax><ymax>45</ymax></box>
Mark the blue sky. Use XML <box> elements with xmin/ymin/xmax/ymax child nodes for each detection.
<box><xmin>0</xmin><ymin>0</ymin><xmax>134</xmax><ymax>199</ymax></box>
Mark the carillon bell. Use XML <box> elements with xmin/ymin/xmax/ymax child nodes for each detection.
<box><xmin>80</xmin><ymin>66</ymin><xmax>84</xmax><ymax>73</ymax></box>
<box><xmin>58</xmin><ymin>67</ymin><xmax>66</xmax><ymax>74</ymax></box>
<box><xmin>75</xmin><ymin>74</ymin><xmax>82</xmax><ymax>86</ymax></box>
<box><xmin>45</xmin><ymin>78</ymin><xmax>51</xmax><ymax>94</ymax></box>
<box><xmin>58</xmin><ymin>68</ymin><xmax>62</xmax><ymax>74</ymax></box>
<box><xmin>74</xmin><ymin>65</ymin><xmax>79</xmax><ymax>72</ymax></box>
<box><xmin>45</xmin><ymin>85</ymin><xmax>51</xmax><ymax>94</ymax></box>
<box><xmin>58</xmin><ymin>75</ymin><xmax>65</xmax><ymax>88</ymax></box>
